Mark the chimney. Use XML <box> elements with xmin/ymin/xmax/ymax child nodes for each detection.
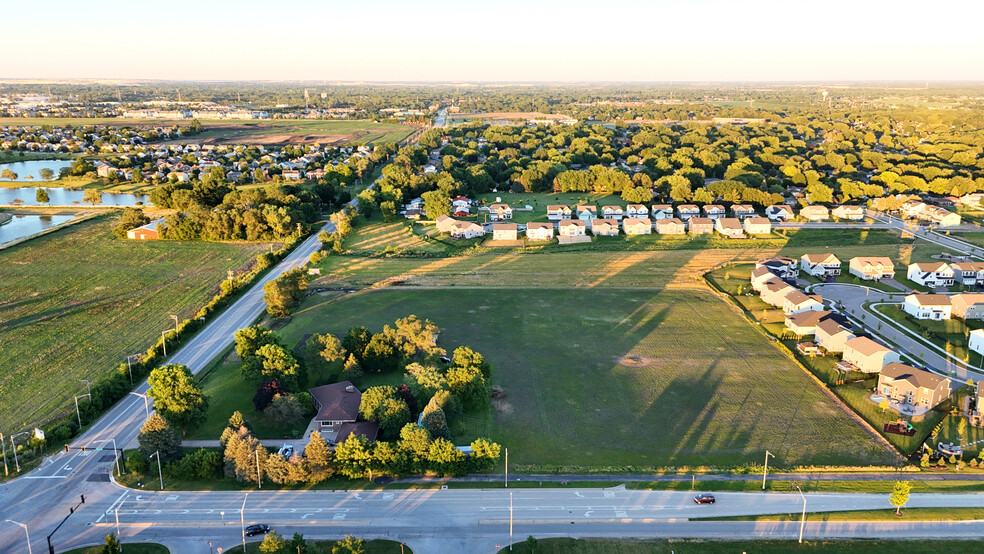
<box><xmin>345</xmin><ymin>385</ymin><xmax>356</xmax><ymax>393</ymax></box>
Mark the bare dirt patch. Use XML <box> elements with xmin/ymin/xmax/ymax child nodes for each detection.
<box><xmin>492</xmin><ymin>398</ymin><xmax>513</xmax><ymax>416</ymax></box>
<box><xmin>618</xmin><ymin>354</ymin><xmax>653</xmax><ymax>367</ymax></box>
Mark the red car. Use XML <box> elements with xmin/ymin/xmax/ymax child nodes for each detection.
<box><xmin>694</xmin><ymin>494</ymin><xmax>716</xmax><ymax>504</ymax></box>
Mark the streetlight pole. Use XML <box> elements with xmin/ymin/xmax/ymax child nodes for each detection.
<box><xmin>762</xmin><ymin>450</ymin><xmax>775</xmax><ymax>490</ymax></box>
<box><xmin>162</xmin><ymin>329</ymin><xmax>169</xmax><ymax>356</ymax></box>
<box><xmin>115</xmin><ymin>498</ymin><xmax>124</xmax><ymax>537</ymax></box>
<box><xmin>0</xmin><ymin>432</ymin><xmax>8</xmax><ymax>477</ymax></box>
<box><xmin>125</xmin><ymin>354</ymin><xmax>138</xmax><ymax>385</ymax></box>
<box><xmin>250</xmin><ymin>448</ymin><xmax>262</xmax><ymax>488</ymax></box>
<box><xmin>130</xmin><ymin>392</ymin><xmax>150</xmax><ymax>418</ymax></box>
<box><xmin>150</xmin><ymin>451</ymin><xmax>163</xmax><ymax>490</ymax></box>
<box><xmin>504</xmin><ymin>447</ymin><xmax>508</xmax><ymax>488</ymax></box>
<box><xmin>94</xmin><ymin>438</ymin><xmax>123</xmax><ymax>476</ymax></box>
<box><xmin>80</xmin><ymin>379</ymin><xmax>91</xmax><ymax>397</ymax></box>
<box><xmin>796</xmin><ymin>485</ymin><xmax>807</xmax><ymax>544</ymax></box>
<box><xmin>241</xmin><ymin>493</ymin><xmax>250</xmax><ymax>553</ymax></box>
<box><xmin>170</xmin><ymin>314</ymin><xmax>179</xmax><ymax>337</ymax></box>
<box><xmin>75</xmin><ymin>393</ymin><xmax>91</xmax><ymax>429</ymax></box>
<box><xmin>509</xmin><ymin>491</ymin><xmax>513</xmax><ymax>551</ymax></box>
<box><xmin>5</xmin><ymin>519</ymin><xmax>32</xmax><ymax>554</ymax></box>
<box><xmin>11</xmin><ymin>432</ymin><xmax>29</xmax><ymax>472</ymax></box>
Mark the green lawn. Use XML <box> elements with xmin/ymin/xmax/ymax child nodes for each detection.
<box><xmin>63</xmin><ymin>544</ymin><xmax>168</xmax><ymax>554</ymax></box>
<box><xmin>0</xmin><ymin>216</ymin><xmax>273</xmax><ymax>432</ymax></box>
<box><xmin>277</xmin><ymin>287</ymin><xmax>897</xmax><ymax>471</ymax></box>
<box><xmin>506</xmin><ymin>538</ymin><xmax>984</xmax><ymax>554</ymax></box>
<box><xmin>704</xmin><ymin>506</ymin><xmax>984</xmax><ymax>522</ymax></box>
<box><xmin>872</xmin><ymin>303</ymin><xmax>984</xmax><ymax>367</ymax></box>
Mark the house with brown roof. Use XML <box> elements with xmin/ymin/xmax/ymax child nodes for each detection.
<box><xmin>576</xmin><ymin>205</ymin><xmax>597</xmax><ymax>221</ymax></box>
<box><xmin>760</xmin><ymin>279</ymin><xmax>797</xmax><ymax>307</ymax></box>
<box><xmin>601</xmin><ymin>205</ymin><xmax>624</xmax><ymax>220</ymax></box>
<box><xmin>449</xmin><ymin>220</ymin><xmax>484</xmax><ymax>239</ymax></box>
<box><xmin>558</xmin><ymin>219</ymin><xmax>587</xmax><ymax>237</ymax></box>
<box><xmin>677</xmin><ymin>204</ymin><xmax>700</xmax><ymax>220</ymax></box>
<box><xmin>435</xmin><ymin>214</ymin><xmax>456</xmax><ymax>234</ymax></box>
<box><xmin>799</xmin><ymin>205</ymin><xmax>830</xmax><ymax>221</ymax></box>
<box><xmin>842</xmin><ymin>336</ymin><xmax>900</xmax><ymax>373</ymax></box>
<box><xmin>546</xmin><ymin>204</ymin><xmax>572</xmax><ymax>220</ymax></box>
<box><xmin>626</xmin><ymin>204</ymin><xmax>649</xmax><ymax>218</ymax></box>
<box><xmin>622</xmin><ymin>217</ymin><xmax>652</xmax><ymax>235</ymax></box>
<box><xmin>525</xmin><ymin>221</ymin><xmax>554</xmax><ymax>241</ymax></box>
<box><xmin>492</xmin><ymin>222</ymin><xmax>519</xmax><ymax>241</ymax></box>
<box><xmin>591</xmin><ymin>218</ymin><xmax>620</xmax><ymax>236</ymax></box>
<box><xmin>655</xmin><ymin>217</ymin><xmax>686</xmax><ymax>235</ymax></box>
<box><xmin>815</xmin><ymin>318</ymin><xmax>855</xmax><ymax>353</ymax></box>
<box><xmin>906</xmin><ymin>262</ymin><xmax>954</xmax><ymax>288</ymax></box>
<box><xmin>785</xmin><ymin>310</ymin><xmax>833</xmax><ymax>336</ymax></box>
<box><xmin>488</xmin><ymin>203</ymin><xmax>512</xmax><ymax>221</ymax></box>
<box><xmin>800</xmin><ymin>253</ymin><xmax>842</xmax><ymax>278</ymax></box>
<box><xmin>743</xmin><ymin>217</ymin><xmax>771</xmax><ymax>235</ymax></box>
<box><xmin>714</xmin><ymin>217</ymin><xmax>745</xmax><ymax>238</ymax></box>
<box><xmin>878</xmin><ymin>363</ymin><xmax>952</xmax><ymax>409</ymax></box>
<box><xmin>309</xmin><ymin>381</ymin><xmax>366</xmax><ymax>439</ymax></box>
<box><xmin>750</xmin><ymin>266</ymin><xmax>780</xmax><ymax>292</ymax></box>
<box><xmin>650</xmin><ymin>204</ymin><xmax>674</xmax><ymax>220</ymax></box>
<box><xmin>832</xmin><ymin>205</ymin><xmax>865</xmax><ymax>220</ymax></box>
<box><xmin>849</xmin><ymin>257</ymin><xmax>895</xmax><ymax>281</ymax></box>
<box><xmin>703</xmin><ymin>204</ymin><xmax>726</xmax><ymax>219</ymax></box>
<box><xmin>950</xmin><ymin>262</ymin><xmax>984</xmax><ymax>286</ymax></box>
<box><xmin>782</xmin><ymin>290</ymin><xmax>824</xmax><ymax>316</ymax></box>
<box><xmin>766</xmin><ymin>204</ymin><xmax>794</xmax><ymax>221</ymax></box>
<box><xmin>334</xmin><ymin>422</ymin><xmax>379</xmax><ymax>444</ymax></box>
<box><xmin>731</xmin><ymin>204</ymin><xmax>756</xmax><ymax>219</ymax></box>
<box><xmin>970</xmin><ymin>380</ymin><xmax>984</xmax><ymax>427</ymax></box>
<box><xmin>950</xmin><ymin>293</ymin><xmax>984</xmax><ymax>320</ymax></box>
<box><xmin>688</xmin><ymin>217</ymin><xmax>713</xmax><ymax>235</ymax></box>
<box><xmin>902</xmin><ymin>293</ymin><xmax>952</xmax><ymax>320</ymax></box>
<box><xmin>756</xmin><ymin>256</ymin><xmax>798</xmax><ymax>280</ymax></box>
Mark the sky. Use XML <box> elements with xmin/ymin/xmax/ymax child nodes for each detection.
<box><xmin>3</xmin><ymin>0</ymin><xmax>983</xmax><ymax>82</ymax></box>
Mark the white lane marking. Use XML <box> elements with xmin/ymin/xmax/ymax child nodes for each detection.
<box><xmin>603</xmin><ymin>491</ymin><xmax>614</xmax><ymax>498</ymax></box>
<box><xmin>333</xmin><ymin>513</ymin><xmax>346</xmax><ymax>521</ymax></box>
<box><xmin>574</xmin><ymin>492</ymin><xmax>584</xmax><ymax>498</ymax></box>
<box><xmin>383</xmin><ymin>493</ymin><xmax>394</xmax><ymax>500</ymax></box>
<box><xmin>584</xmin><ymin>511</ymin><xmax>593</xmax><ymax>517</ymax></box>
<box><xmin>616</xmin><ymin>511</ymin><xmax>627</xmax><ymax>518</ymax></box>
<box><xmin>22</xmin><ymin>475</ymin><xmax>67</xmax><ymax>480</ymax></box>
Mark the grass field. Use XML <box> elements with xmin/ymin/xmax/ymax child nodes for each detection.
<box><xmin>505</xmin><ymin>538</ymin><xmax>984</xmax><ymax>554</ymax></box>
<box><xmin>277</xmin><ymin>287</ymin><xmax>897</xmax><ymax>471</ymax></box>
<box><xmin>63</xmin><ymin>544</ymin><xmax>168</xmax><ymax>554</ymax></box>
<box><xmin>0</xmin><ymin>216</ymin><xmax>273</xmax><ymax>432</ymax></box>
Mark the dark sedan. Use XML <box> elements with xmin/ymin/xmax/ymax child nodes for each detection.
<box><xmin>694</xmin><ymin>494</ymin><xmax>716</xmax><ymax>504</ymax></box>
<box><xmin>245</xmin><ymin>524</ymin><xmax>271</xmax><ymax>536</ymax></box>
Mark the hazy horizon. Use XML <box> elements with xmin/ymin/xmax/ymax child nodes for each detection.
<box><xmin>3</xmin><ymin>0</ymin><xmax>983</xmax><ymax>82</ymax></box>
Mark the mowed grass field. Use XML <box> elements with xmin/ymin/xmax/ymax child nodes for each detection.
<box><xmin>280</xmin><ymin>287</ymin><xmax>897</xmax><ymax>470</ymax></box>
<box><xmin>0</xmin><ymin>216</ymin><xmax>272</xmax><ymax>431</ymax></box>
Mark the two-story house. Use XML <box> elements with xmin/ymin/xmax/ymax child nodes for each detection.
<box><xmin>800</xmin><ymin>253</ymin><xmax>842</xmax><ymax>279</ymax></box>
<box><xmin>756</xmin><ymin>256</ymin><xmax>798</xmax><ymax>280</ymax></box>
<box><xmin>650</xmin><ymin>204</ymin><xmax>674</xmax><ymax>220</ymax></box>
<box><xmin>677</xmin><ymin>204</ymin><xmax>700</xmax><ymax>220</ymax></box>
<box><xmin>878</xmin><ymin>363</ymin><xmax>952</xmax><ymax>409</ymax></box>
<box><xmin>622</xmin><ymin>217</ymin><xmax>652</xmax><ymax>235</ymax></box>
<box><xmin>546</xmin><ymin>204</ymin><xmax>572</xmax><ymax>220</ymax></box>
<box><xmin>731</xmin><ymin>204</ymin><xmax>756</xmax><ymax>219</ymax></box>
<box><xmin>488</xmin><ymin>203</ymin><xmax>513</xmax><ymax>221</ymax></box>
<box><xmin>766</xmin><ymin>204</ymin><xmax>795</xmax><ymax>221</ymax></box>
<box><xmin>743</xmin><ymin>217</ymin><xmax>772</xmax><ymax>235</ymax></box>
<box><xmin>849</xmin><ymin>257</ymin><xmax>895</xmax><ymax>281</ymax></box>
<box><xmin>525</xmin><ymin>221</ymin><xmax>554</xmax><ymax>241</ymax></box>
<box><xmin>832</xmin><ymin>205</ymin><xmax>865</xmax><ymax>220</ymax></box>
<box><xmin>655</xmin><ymin>217</ymin><xmax>686</xmax><ymax>235</ymax></box>
<box><xmin>785</xmin><ymin>310</ymin><xmax>834</xmax><ymax>336</ymax></box>
<box><xmin>950</xmin><ymin>293</ymin><xmax>984</xmax><ymax>320</ymax></box>
<box><xmin>799</xmin><ymin>205</ymin><xmax>830</xmax><ymax>222</ymax></box>
<box><xmin>902</xmin><ymin>293</ymin><xmax>952</xmax><ymax>320</ymax></box>
<box><xmin>626</xmin><ymin>204</ymin><xmax>648</xmax><ymax>218</ymax></box>
<box><xmin>601</xmin><ymin>205</ymin><xmax>624</xmax><ymax>220</ymax></box>
<box><xmin>906</xmin><ymin>262</ymin><xmax>955</xmax><ymax>288</ymax></box>
<box><xmin>558</xmin><ymin>219</ymin><xmax>587</xmax><ymax>237</ymax></box>
<box><xmin>782</xmin><ymin>290</ymin><xmax>824</xmax><ymax>316</ymax></box>
<box><xmin>703</xmin><ymin>204</ymin><xmax>726</xmax><ymax>220</ymax></box>
<box><xmin>714</xmin><ymin>217</ymin><xmax>745</xmax><ymax>238</ymax></box>
<box><xmin>591</xmin><ymin>218</ymin><xmax>620</xmax><ymax>236</ymax></box>
<box><xmin>815</xmin><ymin>318</ymin><xmax>855</xmax><ymax>353</ymax></box>
<box><xmin>842</xmin><ymin>336</ymin><xmax>900</xmax><ymax>373</ymax></box>
<box><xmin>949</xmin><ymin>262</ymin><xmax>984</xmax><ymax>286</ymax></box>
<box><xmin>492</xmin><ymin>223</ymin><xmax>519</xmax><ymax>241</ymax></box>
<box><xmin>688</xmin><ymin>217</ymin><xmax>713</xmax><ymax>234</ymax></box>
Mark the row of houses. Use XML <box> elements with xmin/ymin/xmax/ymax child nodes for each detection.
<box><xmin>751</xmin><ymin>262</ymin><xmax>956</xmax><ymax>411</ymax></box>
<box><xmin>906</xmin><ymin>261</ymin><xmax>984</xmax><ymax>288</ymax></box>
<box><xmin>900</xmin><ymin>199</ymin><xmax>962</xmax><ymax>227</ymax></box>
<box><xmin>902</xmin><ymin>292</ymin><xmax>984</xmax><ymax>321</ymax></box>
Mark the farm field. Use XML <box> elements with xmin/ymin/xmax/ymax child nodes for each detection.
<box><xmin>0</xmin><ymin>216</ymin><xmax>273</xmax><ymax>432</ymax></box>
<box><xmin>278</xmin><ymin>287</ymin><xmax>897</xmax><ymax>470</ymax></box>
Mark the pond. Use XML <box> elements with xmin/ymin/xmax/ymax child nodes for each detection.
<box><xmin>0</xmin><ymin>159</ymin><xmax>73</xmax><ymax>181</ymax></box>
<box><xmin>0</xmin><ymin>187</ymin><xmax>149</xmax><ymax>206</ymax></box>
<box><xmin>0</xmin><ymin>213</ymin><xmax>77</xmax><ymax>246</ymax></box>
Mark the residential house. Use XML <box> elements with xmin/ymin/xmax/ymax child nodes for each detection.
<box><xmin>677</xmin><ymin>204</ymin><xmax>700</xmax><ymax>220</ymax></box>
<box><xmin>703</xmin><ymin>204</ymin><xmax>726</xmax><ymax>219</ymax></box>
<box><xmin>591</xmin><ymin>218</ymin><xmax>620</xmax><ymax>236</ymax></box>
<box><xmin>558</xmin><ymin>219</ymin><xmax>587</xmax><ymax>237</ymax></box>
<box><xmin>488</xmin><ymin>203</ymin><xmax>513</xmax><ymax>221</ymax></box>
<box><xmin>688</xmin><ymin>217</ymin><xmax>714</xmax><ymax>235</ymax></box>
<box><xmin>901</xmin><ymin>199</ymin><xmax>927</xmax><ymax>218</ymax></box>
<box><xmin>526</xmin><ymin>221</ymin><xmax>554</xmax><ymax>242</ymax></box>
<box><xmin>451</xmin><ymin>196</ymin><xmax>471</xmax><ymax>216</ymax></box>
<box><xmin>756</xmin><ymin>256</ymin><xmax>798</xmax><ymax>280</ymax></box>
<box><xmin>970</xmin><ymin>329</ymin><xmax>984</xmax><ymax>357</ymax></box>
<box><xmin>766</xmin><ymin>204</ymin><xmax>795</xmax><ymax>221</ymax></box>
<box><xmin>626</xmin><ymin>204</ymin><xmax>649</xmax><ymax>218</ymax></box>
<box><xmin>731</xmin><ymin>204</ymin><xmax>756</xmax><ymax>219</ymax></box>
<box><xmin>815</xmin><ymin>318</ymin><xmax>855</xmax><ymax>353</ymax></box>
<box><xmin>334</xmin><ymin>422</ymin><xmax>379</xmax><ymax>444</ymax></box>
<box><xmin>959</xmin><ymin>193</ymin><xmax>984</xmax><ymax>208</ymax></box>
<box><xmin>750</xmin><ymin>266</ymin><xmax>780</xmax><ymax>292</ymax></box>
<box><xmin>950</xmin><ymin>262</ymin><xmax>984</xmax><ymax>286</ymax></box>
<box><xmin>601</xmin><ymin>205</ymin><xmax>624</xmax><ymax>220</ymax></box>
<box><xmin>282</xmin><ymin>169</ymin><xmax>304</xmax><ymax>180</ymax></box>
<box><xmin>950</xmin><ymin>293</ymin><xmax>984</xmax><ymax>320</ymax></box>
<box><xmin>925</xmin><ymin>206</ymin><xmax>961</xmax><ymax>227</ymax></box>
<box><xmin>308</xmin><ymin>381</ymin><xmax>364</xmax><ymax>438</ymax></box>
<box><xmin>714</xmin><ymin>217</ymin><xmax>745</xmax><ymax>238</ymax></box>
<box><xmin>849</xmin><ymin>257</ymin><xmax>895</xmax><ymax>281</ymax></box>
<box><xmin>799</xmin><ymin>205</ymin><xmax>830</xmax><ymax>221</ymax></box>
<box><xmin>655</xmin><ymin>217</ymin><xmax>686</xmax><ymax>235</ymax></box>
<box><xmin>650</xmin><ymin>204</ymin><xmax>674</xmax><ymax>220</ymax></box>
<box><xmin>782</xmin><ymin>290</ymin><xmax>824</xmax><ymax>316</ymax></box>
<box><xmin>449</xmin><ymin>221</ymin><xmax>484</xmax><ymax>239</ymax></box>
<box><xmin>435</xmin><ymin>214</ymin><xmax>456</xmax><ymax>234</ymax></box>
<box><xmin>842</xmin><ymin>336</ymin><xmax>900</xmax><ymax>373</ymax></box>
<box><xmin>906</xmin><ymin>262</ymin><xmax>954</xmax><ymax>288</ymax></box>
<box><xmin>622</xmin><ymin>217</ymin><xmax>652</xmax><ymax>235</ymax></box>
<box><xmin>902</xmin><ymin>293</ymin><xmax>952</xmax><ymax>320</ymax></box>
<box><xmin>878</xmin><ymin>363</ymin><xmax>952</xmax><ymax>409</ymax></box>
<box><xmin>785</xmin><ymin>310</ymin><xmax>833</xmax><ymax>336</ymax></box>
<box><xmin>576</xmin><ymin>205</ymin><xmax>597</xmax><ymax>221</ymax></box>
<box><xmin>832</xmin><ymin>205</ymin><xmax>865</xmax><ymax>220</ymax></box>
<box><xmin>743</xmin><ymin>217</ymin><xmax>772</xmax><ymax>235</ymax></box>
<box><xmin>126</xmin><ymin>218</ymin><xmax>165</xmax><ymax>240</ymax></box>
<box><xmin>546</xmin><ymin>204</ymin><xmax>572</xmax><ymax>220</ymax></box>
<box><xmin>760</xmin><ymin>279</ymin><xmax>797</xmax><ymax>307</ymax></box>
<box><xmin>492</xmin><ymin>223</ymin><xmax>519</xmax><ymax>241</ymax></box>
<box><xmin>972</xmin><ymin>381</ymin><xmax>984</xmax><ymax>427</ymax></box>
<box><xmin>800</xmin><ymin>253</ymin><xmax>842</xmax><ymax>279</ymax></box>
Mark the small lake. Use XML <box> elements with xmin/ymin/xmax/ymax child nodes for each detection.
<box><xmin>0</xmin><ymin>214</ymin><xmax>77</xmax><ymax>246</ymax></box>
<box><xmin>0</xmin><ymin>159</ymin><xmax>73</xmax><ymax>181</ymax></box>
<box><xmin>0</xmin><ymin>187</ymin><xmax>150</xmax><ymax>206</ymax></box>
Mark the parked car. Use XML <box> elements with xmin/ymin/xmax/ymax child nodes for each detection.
<box><xmin>439</xmin><ymin>356</ymin><xmax>451</xmax><ymax>363</ymax></box>
<box><xmin>278</xmin><ymin>444</ymin><xmax>294</xmax><ymax>459</ymax></box>
<box><xmin>245</xmin><ymin>524</ymin><xmax>271</xmax><ymax>536</ymax></box>
<box><xmin>938</xmin><ymin>442</ymin><xmax>963</xmax><ymax>456</ymax></box>
<box><xmin>694</xmin><ymin>494</ymin><xmax>716</xmax><ymax>504</ymax></box>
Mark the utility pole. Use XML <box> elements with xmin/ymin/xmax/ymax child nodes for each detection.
<box><xmin>241</xmin><ymin>493</ymin><xmax>250</xmax><ymax>553</ymax></box>
<box><xmin>796</xmin><ymin>485</ymin><xmax>807</xmax><ymax>543</ymax></box>
<box><xmin>150</xmin><ymin>451</ymin><xmax>163</xmax><ymax>490</ymax></box>
<box><xmin>762</xmin><ymin>450</ymin><xmax>775</xmax><ymax>490</ymax></box>
<box><xmin>250</xmin><ymin>448</ymin><xmax>262</xmax><ymax>488</ymax></box>
<box><xmin>504</xmin><ymin>447</ymin><xmax>508</xmax><ymax>488</ymax></box>
<box><xmin>509</xmin><ymin>491</ymin><xmax>513</xmax><ymax>551</ymax></box>
<box><xmin>75</xmin><ymin>394</ymin><xmax>91</xmax><ymax>428</ymax></box>
<box><xmin>125</xmin><ymin>354</ymin><xmax>137</xmax><ymax>385</ymax></box>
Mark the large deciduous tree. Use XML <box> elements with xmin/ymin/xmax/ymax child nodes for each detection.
<box><xmin>147</xmin><ymin>364</ymin><xmax>209</xmax><ymax>432</ymax></box>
